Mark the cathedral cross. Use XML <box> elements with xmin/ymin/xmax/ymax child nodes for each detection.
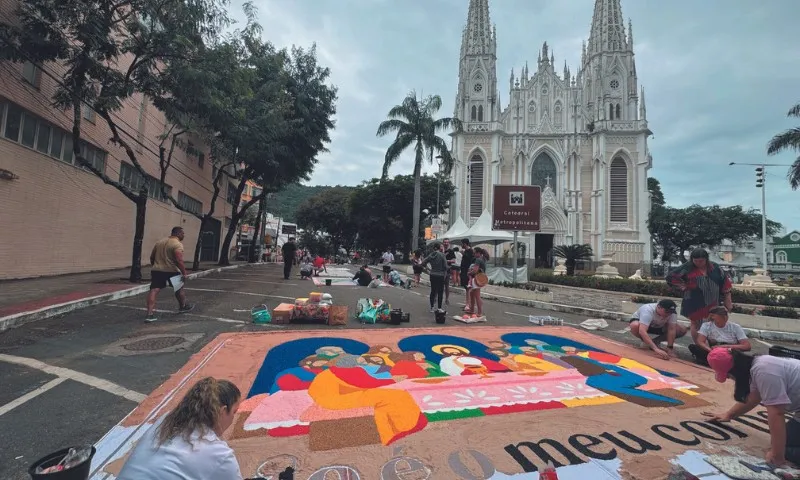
<box><xmin>545</xmin><ymin>175</ymin><xmax>551</xmax><ymax>187</ymax></box>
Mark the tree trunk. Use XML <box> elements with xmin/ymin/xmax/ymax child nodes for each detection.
<box><xmin>129</xmin><ymin>193</ymin><xmax>147</xmax><ymax>282</ymax></box>
<box><xmin>566</xmin><ymin>260</ymin><xmax>575</xmax><ymax>276</ymax></box>
<box><xmin>249</xmin><ymin>196</ymin><xmax>266</xmax><ymax>263</ymax></box>
<box><xmin>219</xmin><ymin>218</ymin><xmax>239</xmax><ymax>266</ymax></box>
<box><xmin>192</xmin><ymin>216</ymin><xmax>208</xmax><ymax>271</ymax></box>
<box><xmin>410</xmin><ymin>151</ymin><xmax>423</xmax><ymax>256</ymax></box>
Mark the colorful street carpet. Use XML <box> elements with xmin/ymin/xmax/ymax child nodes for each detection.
<box><xmin>89</xmin><ymin>326</ymin><xmax>772</xmax><ymax>480</ymax></box>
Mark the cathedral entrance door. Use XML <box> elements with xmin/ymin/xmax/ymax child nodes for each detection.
<box><xmin>534</xmin><ymin>234</ymin><xmax>554</xmax><ymax>268</ymax></box>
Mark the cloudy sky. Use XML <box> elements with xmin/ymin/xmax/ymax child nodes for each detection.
<box><xmin>237</xmin><ymin>0</ymin><xmax>800</xmax><ymax>230</ymax></box>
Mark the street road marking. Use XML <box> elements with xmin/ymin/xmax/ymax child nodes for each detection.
<box><xmin>615</xmin><ymin>327</ymin><xmax>630</xmax><ymax>334</ymax></box>
<box><xmin>106</xmin><ymin>304</ymin><xmax>264</xmax><ymax>326</ymax></box>
<box><xmin>199</xmin><ymin>278</ymin><xmax>297</xmax><ymax>286</ymax></box>
<box><xmin>503</xmin><ymin>311</ymin><xmax>580</xmax><ymax>326</ymax></box>
<box><xmin>184</xmin><ymin>287</ymin><xmax>295</xmax><ymax>300</ymax></box>
<box><xmin>0</xmin><ymin>354</ymin><xmax>146</xmax><ymax>403</ymax></box>
<box><xmin>755</xmin><ymin>338</ymin><xmax>773</xmax><ymax>348</ymax></box>
<box><xmin>0</xmin><ymin>377</ymin><xmax>66</xmax><ymax>417</ymax></box>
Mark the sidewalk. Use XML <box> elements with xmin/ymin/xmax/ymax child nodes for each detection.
<box><xmin>0</xmin><ymin>262</ymin><xmax>251</xmax><ymax>331</ymax></box>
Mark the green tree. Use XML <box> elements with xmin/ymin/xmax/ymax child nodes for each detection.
<box><xmin>295</xmin><ymin>187</ymin><xmax>357</xmax><ymax>252</ymax></box>
<box><xmin>647</xmin><ymin>177</ymin><xmax>665</xmax><ymax>207</ymax></box>
<box><xmin>649</xmin><ymin>205</ymin><xmax>782</xmax><ymax>262</ymax></box>
<box><xmin>376</xmin><ymin>92</ymin><xmax>462</xmax><ymax>253</ymax></box>
<box><xmin>647</xmin><ymin>177</ymin><xmax>668</xmax><ymax>260</ymax></box>
<box><xmin>552</xmin><ymin>244</ymin><xmax>594</xmax><ymax>276</ymax></box>
<box><xmin>767</xmin><ymin>103</ymin><xmax>800</xmax><ymax>189</ymax></box>
<box><xmin>349</xmin><ymin>174</ymin><xmax>455</xmax><ymax>256</ymax></box>
<box><xmin>0</xmin><ymin>0</ymin><xmax>229</xmax><ymax>281</ymax></box>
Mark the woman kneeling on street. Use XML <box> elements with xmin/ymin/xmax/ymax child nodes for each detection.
<box><xmin>687</xmin><ymin>306</ymin><xmax>751</xmax><ymax>365</ymax></box>
<box><xmin>704</xmin><ymin>349</ymin><xmax>800</xmax><ymax>467</ymax></box>
<box><xmin>118</xmin><ymin>377</ymin><xmax>243</xmax><ymax>479</ymax></box>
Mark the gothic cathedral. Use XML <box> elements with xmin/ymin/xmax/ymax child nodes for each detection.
<box><xmin>450</xmin><ymin>0</ymin><xmax>653</xmax><ymax>267</ymax></box>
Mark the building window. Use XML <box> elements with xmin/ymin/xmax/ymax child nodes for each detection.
<box><xmin>776</xmin><ymin>250</ymin><xmax>788</xmax><ymax>264</ymax></box>
<box><xmin>615</xmin><ymin>104</ymin><xmax>621</xmax><ymax>119</ymax></box>
<box><xmin>22</xmin><ymin>62</ymin><xmax>40</xmax><ymax>88</ymax></box>
<box><xmin>36</xmin><ymin>122</ymin><xmax>51</xmax><ymax>153</ymax></box>
<box><xmin>470</xmin><ymin>105</ymin><xmax>477</xmax><ymax>121</ymax></box>
<box><xmin>531</xmin><ymin>152</ymin><xmax>557</xmax><ymax>192</ymax></box>
<box><xmin>119</xmin><ymin>162</ymin><xmax>170</xmax><ymax>201</ymax></box>
<box><xmin>251</xmin><ymin>186</ymin><xmax>262</xmax><ymax>197</ymax></box>
<box><xmin>20</xmin><ymin>113</ymin><xmax>37</xmax><ymax>148</ymax></box>
<box><xmin>227</xmin><ymin>183</ymin><xmax>238</xmax><ymax>204</ymax></box>
<box><xmin>468</xmin><ymin>155</ymin><xmax>484</xmax><ymax>216</ymax></box>
<box><xmin>609</xmin><ymin>157</ymin><xmax>628</xmax><ymax>223</ymax></box>
<box><xmin>477</xmin><ymin>105</ymin><xmax>484</xmax><ymax>122</ymax></box>
<box><xmin>178</xmin><ymin>192</ymin><xmax>203</xmax><ymax>215</ymax></box>
<box><xmin>82</xmin><ymin>104</ymin><xmax>96</xmax><ymax>123</ymax></box>
<box><xmin>3</xmin><ymin>103</ymin><xmax>22</xmax><ymax>141</ymax></box>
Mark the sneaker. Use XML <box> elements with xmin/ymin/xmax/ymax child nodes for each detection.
<box><xmin>179</xmin><ymin>303</ymin><xmax>195</xmax><ymax>313</ymax></box>
<box><xmin>430</xmin><ymin>306</ymin><xmax>435</xmax><ymax>313</ymax></box>
<box><xmin>144</xmin><ymin>315</ymin><xmax>158</xmax><ymax>323</ymax></box>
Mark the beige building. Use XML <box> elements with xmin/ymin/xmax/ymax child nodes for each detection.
<box><xmin>0</xmin><ymin>12</ymin><xmax>238</xmax><ymax>279</ymax></box>
<box><xmin>451</xmin><ymin>0</ymin><xmax>653</xmax><ymax>268</ymax></box>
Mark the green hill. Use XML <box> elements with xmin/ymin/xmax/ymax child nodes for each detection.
<box><xmin>266</xmin><ymin>184</ymin><xmax>331</xmax><ymax>222</ymax></box>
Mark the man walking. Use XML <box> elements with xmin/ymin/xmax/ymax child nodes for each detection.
<box><xmin>145</xmin><ymin>227</ymin><xmax>194</xmax><ymax>323</ymax></box>
<box><xmin>282</xmin><ymin>237</ymin><xmax>297</xmax><ymax>279</ymax></box>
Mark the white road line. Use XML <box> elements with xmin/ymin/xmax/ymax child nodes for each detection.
<box><xmin>198</xmin><ymin>278</ymin><xmax>297</xmax><ymax>286</ymax></box>
<box><xmin>755</xmin><ymin>338</ymin><xmax>773</xmax><ymax>348</ymax></box>
<box><xmin>184</xmin><ymin>287</ymin><xmax>295</xmax><ymax>300</ymax></box>
<box><xmin>0</xmin><ymin>377</ymin><xmax>66</xmax><ymax>416</ymax></box>
<box><xmin>0</xmin><ymin>354</ymin><xmax>146</xmax><ymax>403</ymax></box>
<box><xmin>504</xmin><ymin>311</ymin><xmax>580</xmax><ymax>326</ymax></box>
<box><xmin>106</xmin><ymin>304</ymin><xmax>254</xmax><ymax>325</ymax></box>
<box><xmin>615</xmin><ymin>327</ymin><xmax>630</xmax><ymax>334</ymax></box>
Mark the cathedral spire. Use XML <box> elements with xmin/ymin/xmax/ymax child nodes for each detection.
<box><xmin>639</xmin><ymin>86</ymin><xmax>647</xmax><ymax>120</ymax></box>
<box><xmin>462</xmin><ymin>0</ymin><xmax>494</xmax><ymax>56</ymax></box>
<box><xmin>587</xmin><ymin>0</ymin><xmax>627</xmax><ymax>55</ymax></box>
<box><xmin>627</xmin><ymin>18</ymin><xmax>634</xmax><ymax>49</ymax></box>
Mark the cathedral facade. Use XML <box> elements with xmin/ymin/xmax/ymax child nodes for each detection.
<box><xmin>449</xmin><ymin>0</ymin><xmax>653</xmax><ymax>266</ymax></box>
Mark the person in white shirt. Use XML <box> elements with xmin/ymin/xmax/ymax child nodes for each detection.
<box><xmin>117</xmin><ymin>377</ymin><xmax>243</xmax><ymax>480</ymax></box>
<box><xmin>381</xmin><ymin>247</ymin><xmax>395</xmax><ymax>283</ymax></box>
<box><xmin>687</xmin><ymin>306</ymin><xmax>750</xmax><ymax>365</ymax></box>
<box><xmin>628</xmin><ymin>299</ymin><xmax>687</xmax><ymax>360</ymax></box>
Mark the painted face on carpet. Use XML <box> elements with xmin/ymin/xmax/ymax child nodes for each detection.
<box><xmin>238</xmin><ymin>330</ymin><xmax>703</xmax><ymax>450</ymax></box>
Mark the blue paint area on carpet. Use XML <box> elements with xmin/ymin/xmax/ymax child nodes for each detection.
<box><xmin>397</xmin><ymin>334</ymin><xmax>500</xmax><ymax>363</ymax></box>
<box><xmin>247</xmin><ymin>337</ymin><xmax>370</xmax><ymax>398</ymax></box>
<box><xmin>501</xmin><ymin>332</ymin><xmax>603</xmax><ymax>353</ymax></box>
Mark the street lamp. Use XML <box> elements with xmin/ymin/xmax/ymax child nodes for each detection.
<box><xmin>728</xmin><ymin>161</ymin><xmax>792</xmax><ymax>270</ymax></box>
<box><xmin>434</xmin><ymin>155</ymin><xmax>444</xmax><ymax>238</ymax></box>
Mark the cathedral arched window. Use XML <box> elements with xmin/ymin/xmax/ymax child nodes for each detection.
<box><xmin>554</xmin><ymin>102</ymin><xmax>563</xmax><ymax>126</ymax></box>
<box><xmin>477</xmin><ymin>105</ymin><xmax>484</xmax><ymax>122</ymax></box>
<box><xmin>470</xmin><ymin>106</ymin><xmax>477</xmax><ymax>121</ymax></box>
<box><xmin>609</xmin><ymin>158</ymin><xmax>628</xmax><ymax>223</ymax></box>
<box><xmin>531</xmin><ymin>152</ymin><xmax>557</xmax><ymax>193</ymax></box>
<box><xmin>469</xmin><ymin>155</ymin><xmax>484</xmax><ymax>217</ymax></box>
<box><xmin>776</xmin><ymin>251</ymin><xmax>788</xmax><ymax>263</ymax></box>
<box><xmin>615</xmin><ymin>104</ymin><xmax>621</xmax><ymax>119</ymax></box>
<box><xmin>609</xmin><ymin>104</ymin><xmax>614</xmax><ymax>120</ymax></box>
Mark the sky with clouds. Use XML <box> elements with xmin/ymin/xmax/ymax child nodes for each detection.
<box><xmin>235</xmin><ymin>0</ymin><xmax>800</xmax><ymax>230</ymax></box>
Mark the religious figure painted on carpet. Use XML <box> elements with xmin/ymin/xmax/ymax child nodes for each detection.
<box><xmin>236</xmin><ymin>332</ymin><xmax>704</xmax><ymax>451</ymax></box>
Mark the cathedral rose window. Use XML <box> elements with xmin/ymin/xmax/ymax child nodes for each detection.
<box><xmin>609</xmin><ymin>79</ymin><xmax>619</xmax><ymax>90</ymax></box>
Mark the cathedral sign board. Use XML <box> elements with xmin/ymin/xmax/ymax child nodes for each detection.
<box><xmin>492</xmin><ymin>185</ymin><xmax>541</xmax><ymax>232</ymax></box>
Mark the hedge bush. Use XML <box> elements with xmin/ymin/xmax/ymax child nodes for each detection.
<box><xmin>528</xmin><ymin>273</ymin><xmax>800</xmax><ymax>309</ymax></box>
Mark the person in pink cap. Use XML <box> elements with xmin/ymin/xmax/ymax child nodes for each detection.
<box><xmin>703</xmin><ymin>349</ymin><xmax>800</xmax><ymax>466</ymax></box>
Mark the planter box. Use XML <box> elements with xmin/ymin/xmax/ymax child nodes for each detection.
<box><xmin>484</xmin><ymin>285</ymin><xmax>554</xmax><ymax>303</ymax></box>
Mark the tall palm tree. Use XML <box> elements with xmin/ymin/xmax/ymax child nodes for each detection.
<box><xmin>376</xmin><ymin>91</ymin><xmax>462</xmax><ymax>253</ymax></box>
<box><xmin>767</xmin><ymin>103</ymin><xmax>800</xmax><ymax>189</ymax></box>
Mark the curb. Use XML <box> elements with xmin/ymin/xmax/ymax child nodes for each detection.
<box><xmin>412</xmin><ymin>275</ymin><xmax>800</xmax><ymax>343</ymax></box>
<box><xmin>0</xmin><ymin>263</ymin><xmax>261</xmax><ymax>332</ymax></box>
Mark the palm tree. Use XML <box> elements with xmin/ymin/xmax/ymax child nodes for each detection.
<box><xmin>376</xmin><ymin>91</ymin><xmax>462</xmax><ymax>253</ymax></box>
<box><xmin>767</xmin><ymin>103</ymin><xmax>800</xmax><ymax>189</ymax></box>
<box><xmin>552</xmin><ymin>244</ymin><xmax>594</xmax><ymax>276</ymax></box>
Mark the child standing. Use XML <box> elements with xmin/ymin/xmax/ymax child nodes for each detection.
<box><xmin>464</xmin><ymin>247</ymin><xmax>488</xmax><ymax>319</ymax></box>
<box><xmin>412</xmin><ymin>250</ymin><xmax>423</xmax><ymax>286</ymax></box>
<box><xmin>450</xmin><ymin>247</ymin><xmax>462</xmax><ymax>286</ymax></box>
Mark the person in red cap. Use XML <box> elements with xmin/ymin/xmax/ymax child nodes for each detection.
<box><xmin>703</xmin><ymin>349</ymin><xmax>800</xmax><ymax>467</ymax></box>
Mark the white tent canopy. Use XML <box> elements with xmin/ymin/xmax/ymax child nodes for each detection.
<box><xmin>460</xmin><ymin>209</ymin><xmax>518</xmax><ymax>244</ymax></box>
<box><xmin>427</xmin><ymin>216</ymin><xmax>469</xmax><ymax>244</ymax></box>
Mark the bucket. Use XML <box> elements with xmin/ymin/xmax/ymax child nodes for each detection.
<box><xmin>29</xmin><ymin>446</ymin><xmax>96</xmax><ymax>480</ymax></box>
<box><xmin>325</xmin><ymin>279</ymin><xmax>332</xmax><ymax>286</ymax></box>
<box><xmin>390</xmin><ymin>309</ymin><xmax>403</xmax><ymax>325</ymax></box>
<box><xmin>401</xmin><ymin>313</ymin><xmax>411</xmax><ymax>323</ymax></box>
<box><xmin>251</xmin><ymin>304</ymin><xmax>272</xmax><ymax>324</ymax></box>
<box><xmin>435</xmin><ymin>309</ymin><xmax>446</xmax><ymax>324</ymax></box>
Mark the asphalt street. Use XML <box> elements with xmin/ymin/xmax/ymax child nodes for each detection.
<box><xmin>0</xmin><ymin>263</ymin><xmax>778</xmax><ymax>479</ymax></box>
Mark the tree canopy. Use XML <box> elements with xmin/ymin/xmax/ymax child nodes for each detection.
<box><xmin>767</xmin><ymin>102</ymin><xmax>800</xmax><ymax>189</ymax></box>
<box><xmin>295</xmin><ymin>187</ymin><xmax>357</xmax><ymax>252</ymax></box>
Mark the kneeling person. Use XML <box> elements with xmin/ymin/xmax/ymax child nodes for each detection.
<box><xmin>688</xmin><ymin>306</ymin><xmax>751</xmax><ymax>365</ymax></box>
<box><xmin>629</xmin><ymin>299</ymin><xmax>686</xmax><ymax>360</ymax></box>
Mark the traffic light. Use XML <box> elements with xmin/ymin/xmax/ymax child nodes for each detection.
<box><xmin>755</xmin><ymin>167</ymin><xmax>764</xmax><ymax>188</ymax></box>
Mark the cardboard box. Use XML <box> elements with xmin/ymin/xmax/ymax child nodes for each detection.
<box><xmin>272</xmin><ymin>303</ymin><xmax>295</xmax><ymax>324</ymax></box>
<box><xmin>309</xmin><ymin>292</ymin><xmax>323</xmax><ymax>303</ymax></box>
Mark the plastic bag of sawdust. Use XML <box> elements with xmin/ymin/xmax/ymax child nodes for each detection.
<box><xmin>529</xmin><ymin>315</ymin><xmax>563</xmax><ymax>326</ymax></box>
<box><xmin>580</xmin><ymin>318</ymin><xmax>608</xmax><ymax>330</ymax></box>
